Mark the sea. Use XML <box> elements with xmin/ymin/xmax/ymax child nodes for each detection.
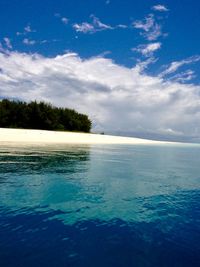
<box><xmin>0</xmin><ymin>143</ymin><xmax>200</xmax><ymax>267</ymax></box>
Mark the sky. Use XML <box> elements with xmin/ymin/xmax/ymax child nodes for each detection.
<box><xmin>0</xmin><ymin>0</ymin><xmax>200</xmax><ymax>142</ymax></box>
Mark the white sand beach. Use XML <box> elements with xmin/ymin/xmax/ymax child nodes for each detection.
<box><xmin>0</xmin><ymin>128</ymin><xmax>178</xmax><ymax>145</ymax></box>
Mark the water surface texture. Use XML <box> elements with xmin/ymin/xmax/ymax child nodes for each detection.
<box><xmin>0</xmin><ymin>143</ymin><xmax>200</xmax><ymax>267</ymax></box>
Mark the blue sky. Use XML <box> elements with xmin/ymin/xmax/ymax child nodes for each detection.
<box><xmin>1</xmin><ymin>0</ymin><xmax>200</xmax><ymax>70</ymax></box>
<box><xmin>0</xmin><ymin>0</ymin><xmax>200</xmax><ymax>141</ymax></box>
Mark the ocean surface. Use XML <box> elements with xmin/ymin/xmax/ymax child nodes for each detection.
<box><xmin>0</xmin><ymin>143</ymin><xmax>200</xmax><ymax>267</ymax></box>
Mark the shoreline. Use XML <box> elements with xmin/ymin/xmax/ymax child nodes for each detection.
<box><xmin>0</xmin><ymin>128</ymin><xmax>182</xmax><ymax>145</ymax></box>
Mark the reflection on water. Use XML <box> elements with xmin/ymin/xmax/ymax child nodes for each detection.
<box><xmin>0</xmin><ymin>144</ymin><xmax>90</xmax><ymax>175</ymax></box>
<box><xmin>0</xmin><ymin>143</ymin><xmax>200</xmax><ymax>266</ymax></box>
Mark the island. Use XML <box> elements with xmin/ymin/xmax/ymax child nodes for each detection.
<box><xmin>0</xmin><ymin>99</ymin><xmax>91</xmax><ymax>133</ymax></box>
<box><xmin>0</xmin><ymin>99</ymin><xmax>178</xmax><ymax>145</ymax></box>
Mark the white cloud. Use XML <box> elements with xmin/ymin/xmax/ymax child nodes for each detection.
<box><xmin>91</xmin><ymin>15</ymin><xmax>113</xmax><ymax>30</ymax></box>
<box><xmin>96</xmin><ymin>50</ymin><xmax>112</xmax><ymax>57</ymax></box>
<box><xmin>23</xmin><ymin>38</ymin><xmax>36</xmax><ymax>45</ymax></box>
<box><xmin>160</xmin><ymin>56</ymin><xmax>200</xmax><ymax>77</ymax></box>
<box><xmin>117</xmin><ymin>24</ymin><xmax>128</xmax><ymax>29</ymax></box>
<box><xmin>0</xmin><ymin>43</ymin><xmax>8</xmax><ymax>54</ymax></box>
<box><xmin>133</xmin><ymin>14</ymin><xmax>154</xmax><ymax>32</ymax></box>
<box><xmin>146</xmin><ymin>24</ymin><xmax>162</xmax><ymax>41</ymax></box>
<box><xmin>16</xmin><ymin>24</ymin><xmax>36</xmax><ymax>36</ymax></box>
<box><xmin>73</xmin><ymin>22</ymin><xmax>95</xmax><ymax>33</ymax></box>
<box><xmin>23</xmin><ymin>38</ymin><xmax>57</xmax><ymax>46</ymax></box>
<box><xmin>55</xmin><ymin>14</ymin><xmax>69</xmax><ymax>25</ymax></box>
<box><xmin>134</xmin><ymin>57</ymin><xmax>158</xmax><ymax>72</ymax></box>
<box><xmin>0</xmin><ymin>51</ymin><xmax>200</xmax><ymax>141</ymax></box>
<box><xmin>3</xmin><ymin>37</ymin><xmax>12</xmax><ymax>49</ymax></box>
<box><xmin>73</xmin><ymin>15</ymin><xmax>113</xmax><ymax>34</ymax></box>
<box><xmin>133</xmin><ymin>42</ymin><xmax>161</xmax><ymax>57</ymax></box>
<box><xmin>133</xmin><ymin>14</ymin><xmax>164</xmax><ymax>41</ymax></box>
<box><xmin>40</xmin><ymin>40</ymin><xmax>48</xmax><ymax>44</ymax></box>
<box><xmin>24</xmin><ymin>25</ymin><xmax>33</xmax><ymax>33</ymax></box>
<box><xmin>152</xmin><ymin>4</ymin><xmax>169</xmax><ymax>12</ymax></box>
<box><xmin>61</xmin><ymin>17</ymin><xmax>69</xmax><ymax>25</ymax></box>
<box><xmin>169</xmin><ymin>70</ymin><xmax>195</xmax><ymax>83</ymax></box>
<box><xmin>0</xmin><ymin>38</ymin><xmax>13</xmax><ymax>54</ymax></box>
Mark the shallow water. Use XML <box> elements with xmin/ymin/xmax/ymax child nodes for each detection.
<box><xmin>0</xmin><ymin>143</ymin><xmax>200</xmax><ymax>267</ymax></box>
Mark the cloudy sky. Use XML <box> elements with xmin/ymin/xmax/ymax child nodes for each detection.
<box><xmin>0</xmin><ymin>0</ymin><xmax>200</xmax><ymax>141</ymax></box>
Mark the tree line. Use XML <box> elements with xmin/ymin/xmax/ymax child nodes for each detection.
<box><xmin>0</xmin><ymin>99</ymin><xmax>92</xmax><ymax>133</ymax></box>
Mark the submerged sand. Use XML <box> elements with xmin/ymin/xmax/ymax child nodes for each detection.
<box><xmin>0</xmin><ymin>128</ymin><xmax>179</xmax><ymax>145</ymax></box>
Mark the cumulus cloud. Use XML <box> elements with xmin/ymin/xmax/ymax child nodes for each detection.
<box><xmin>152</xmin><ymin>4</ymin><xmax>169</xmax><ymax>12</ymax></box>
<box><xmin>133</xmin><ymin>42</ymin><xmax>161</xmax><ymax>57</ymax></box>
<box><xmin>0</xmin><ymin>51</ymin><xmax>200</xmax><ymax>141</ymax></box>
<box><xmin>133</xmin><ymin>14</ymin><xmax>164</xmax><ymax>41</ymax></box>
<box><xmin>73</xmin><ymin>15</ymin><xmax>113</xmax><ymax>34</ymax></box>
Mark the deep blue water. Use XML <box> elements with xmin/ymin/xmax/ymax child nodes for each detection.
<box><xmin>0</xmin><ymin>143</ymin><xmax>200</xmax><ymax>267</ymax></box>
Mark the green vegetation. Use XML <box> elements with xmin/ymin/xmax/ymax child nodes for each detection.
<box><xmin>0</xmin><ymin>99</ymin><xmax>92</xmax><ymax>133</ymax></box>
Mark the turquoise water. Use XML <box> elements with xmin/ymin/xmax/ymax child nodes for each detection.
<box><xmin>0</xmin><ymin>143</ymin><xmax>200</xmax><ymax>266</ymax></box>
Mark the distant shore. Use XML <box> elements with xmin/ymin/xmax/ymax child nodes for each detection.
<box><xmin>0</xmin><ymin>128</ymin><xmax>181</xmax><ymax>145</ymax></box>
